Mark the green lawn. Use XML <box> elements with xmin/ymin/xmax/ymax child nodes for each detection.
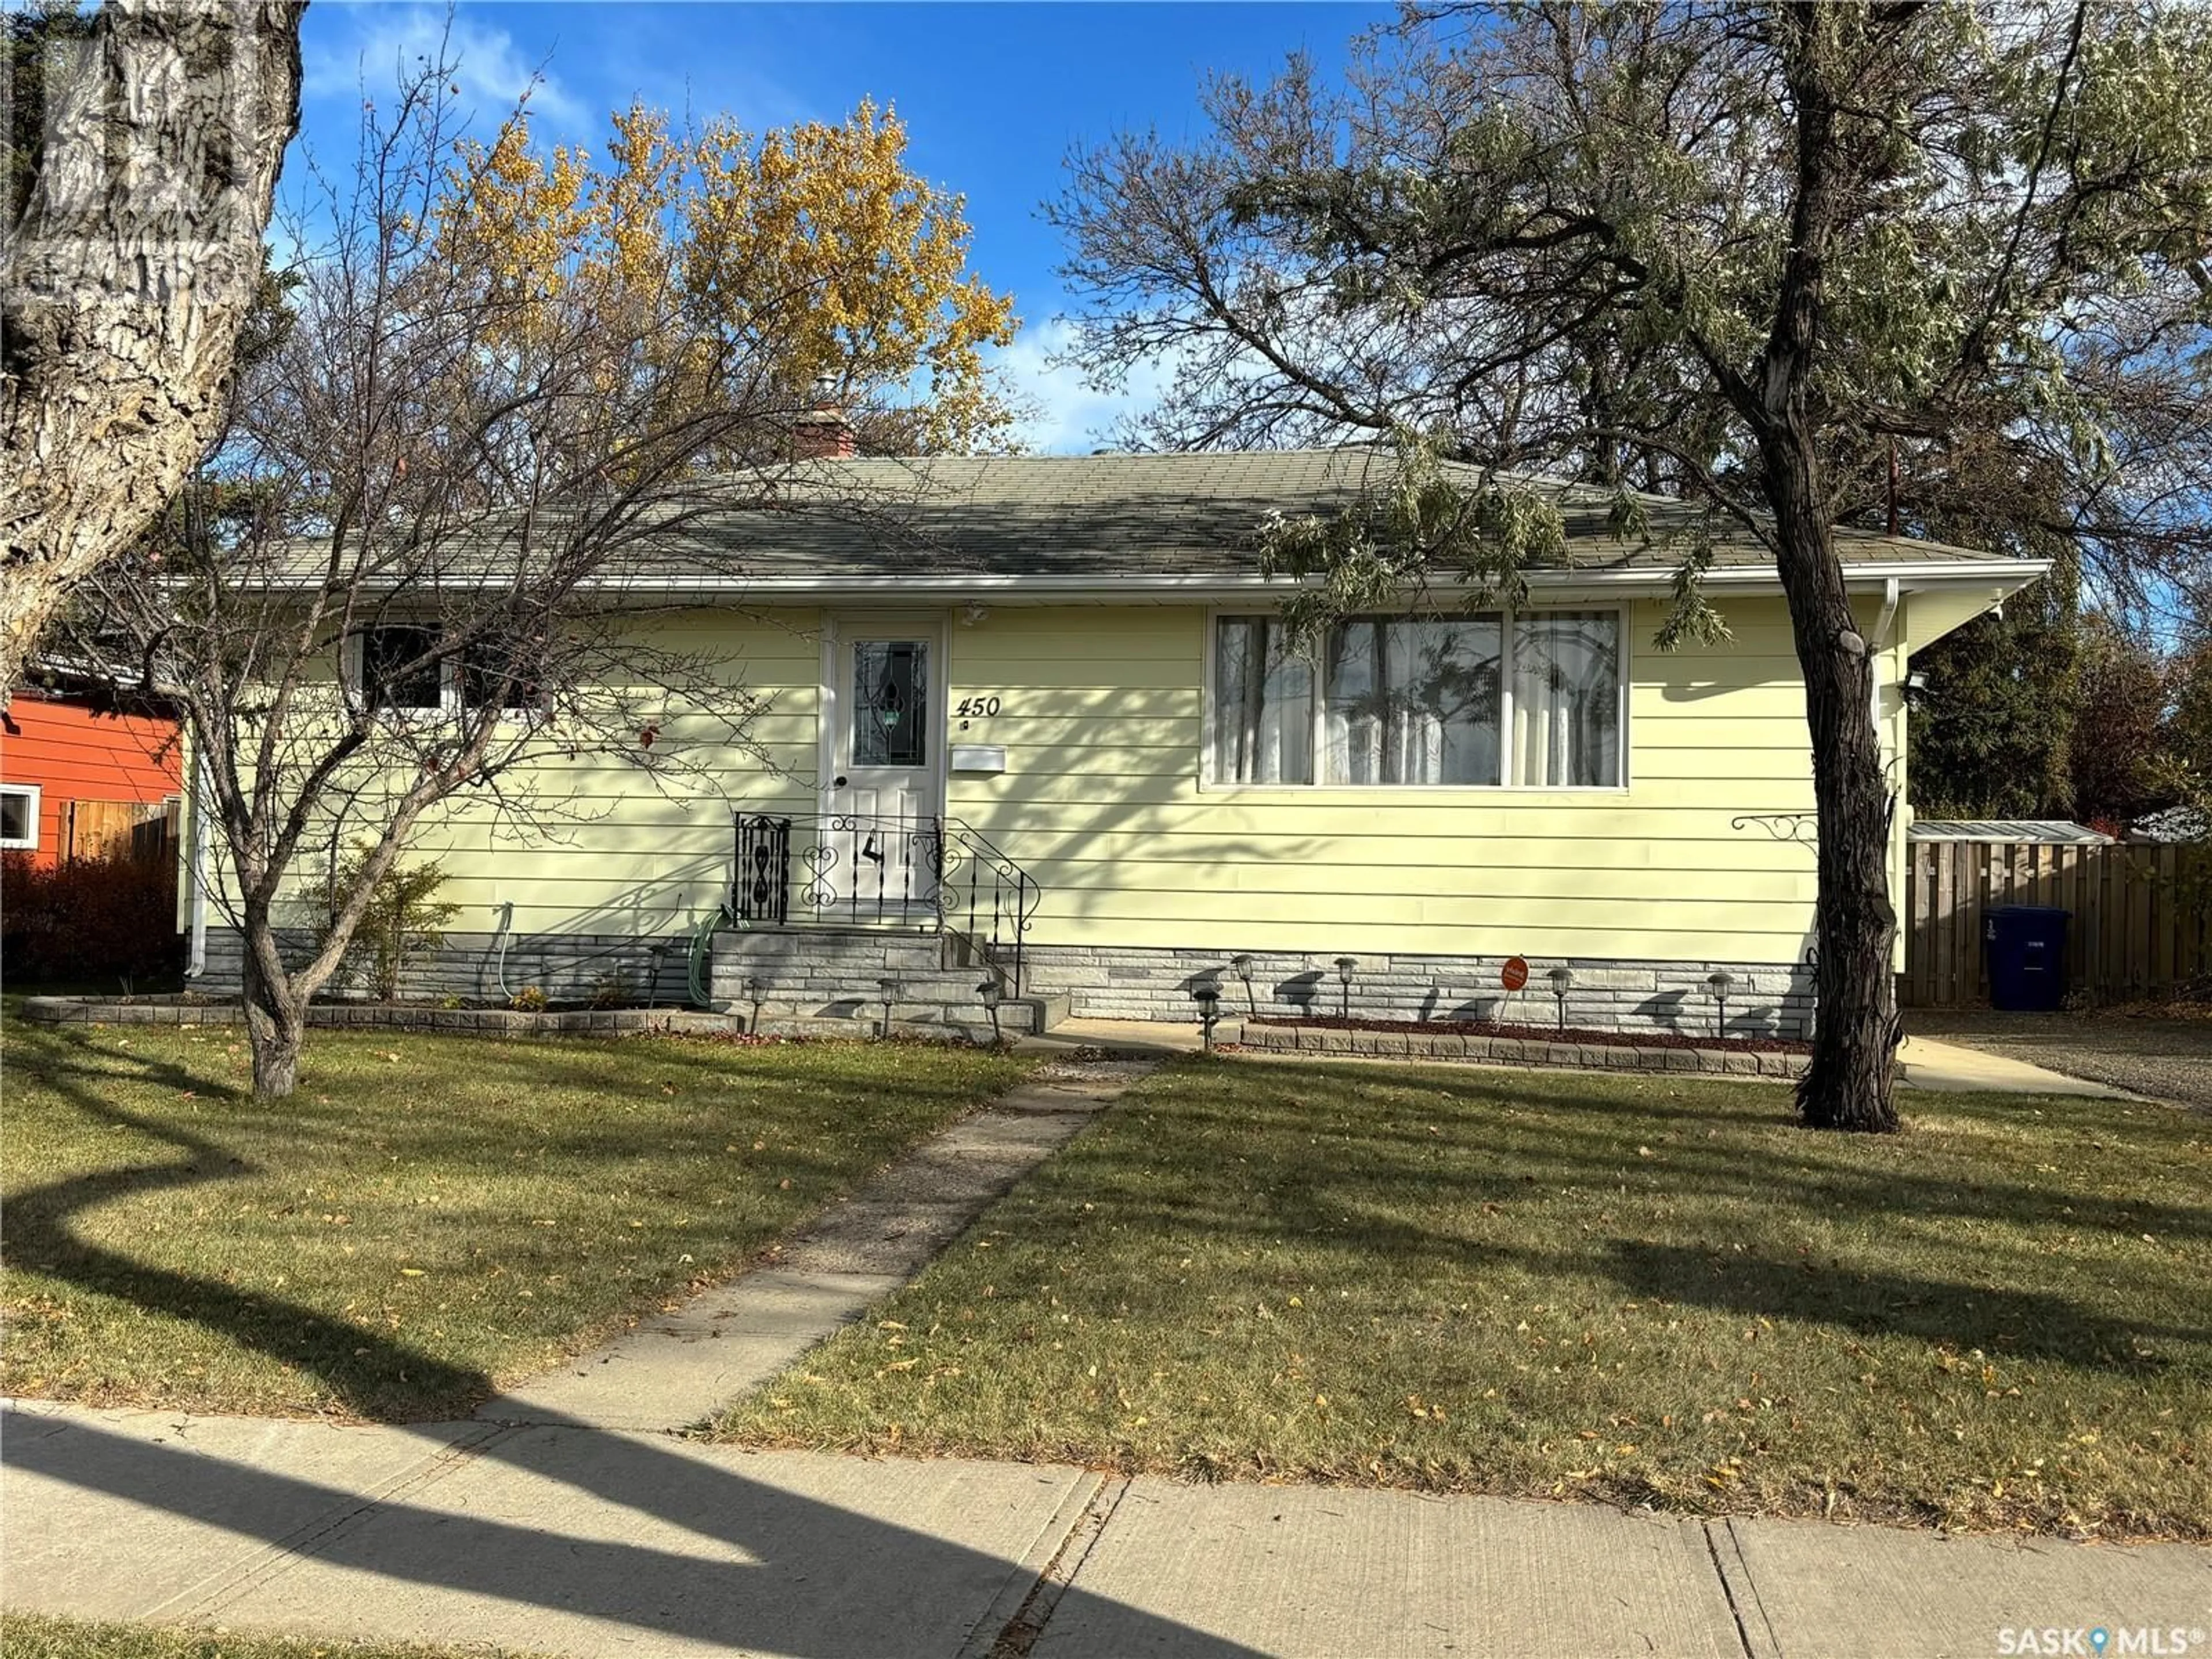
<box><xmin>0</xmin><ymin>1016</ymin><xmax>1028</xmax><ymax>1420</ymax></box>
<box><xmin>715</xmin><ymin>1058</ymin><xmax>2212</xmax><ymax>1539</ymax></box>
<box><xmin>0</xmin><ymin>1613</ymin><xmax>526</xmax><ymax>1659</ymax></box>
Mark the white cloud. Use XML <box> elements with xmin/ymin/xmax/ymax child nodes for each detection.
<box><xmin>995</xmin><ymin>316</ymin><xmax>1173</xmax><ymax>454</ymax></box>
<box><xmin>304</xmin><ymin>7</ymin><xmax>586</xmax><ymax>132</ymax></box>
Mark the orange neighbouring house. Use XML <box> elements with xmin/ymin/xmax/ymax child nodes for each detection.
<box><xmin>0</xmin><ymin>684</ymin><xmax>184</xmax><ymax>868</ymax></box>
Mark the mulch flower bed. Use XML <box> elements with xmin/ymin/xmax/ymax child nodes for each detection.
<box><xmin>1244</xmin><ymin>1015</ymin><xmax>1810</xmax><ymax>1055</ymax></box>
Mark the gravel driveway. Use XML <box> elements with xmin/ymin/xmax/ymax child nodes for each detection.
<box><xmin>1906</xmin><ymin>1008</ymin><xmax>2212</xmax><ymax>1111</ymax></box>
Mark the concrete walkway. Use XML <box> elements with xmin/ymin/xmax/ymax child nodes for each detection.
<box><xmin>6</xmin><ymin>1399</ymin><xmax>2207</xmax><ymax>1658</ymax></box>
<box><xmin>478</xmin><ymin>1058</ymin><xmax>1156</xmax><ymax>1432</ymax></box>
<box><xmin>1896</xmin><ymin>1033</ymin><xmax>2132</xmax><ymax>1096</ymax></box>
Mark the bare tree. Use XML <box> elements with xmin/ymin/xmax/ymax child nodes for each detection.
<box><xmin>67</xmin><ymin>59</ymin><xmax>810</xmax><ymax>1097</ymax></box>
<box><xmin>1052</xmin><ymin>1</ymin><xmax>2212</xmax><ymax>1130</ymax></box>
<box><xmin>2</xmin><ymin>0</ymin><xmax>306</xmax><ymax>692</ymax></box>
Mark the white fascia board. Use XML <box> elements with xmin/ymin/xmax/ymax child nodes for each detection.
<box><xmin>580</xmin><ymin>556</ymin><xmax>2051</xmax><ymax>604</ymax></box>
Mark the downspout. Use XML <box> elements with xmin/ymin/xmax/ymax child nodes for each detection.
<box><xmin>1872</xmin><ymin>577</ymin><xmax>1900</xmax><ymax>656</ymax></box>
<box><xmin>491</xmin><ymin>900</ymin><xmax>517</xmax><ymax>1001</ymax></box>
<box><xmin>1872</xmin><ymin>577</ymin><xmax>1905</xmax><ymax>968</ymax></box>
<box><xmin>1868</xmin><ymin>576</ymin><xmax>1901</xmax><ymax>724</ymax></box>
<box><xmin>183</xmin><ymin>754</ymin><xmax>210</xmax><ymax>979</ymax></box>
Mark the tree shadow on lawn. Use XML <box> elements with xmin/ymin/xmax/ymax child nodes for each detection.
<box><xmin>1072</xmin><ymin>1063</ymin><xmax>2210</xmax><ymax>1373</ymax></box>
<box><xmin>3</xmin><ymin>1028</ymin><xmax>1024</xmax><ymax>1418</ymax></box>
<box><xmin>3</xmin><ymin>1033</ymin><xmax>1257</xmax><ymax>1658</ymax></box>
<box><xmin>1234</xmin><ymin>1061</ymin><xmax>2212</xmax><ymax>1241</ymax></box>
<box><xmin>5</xmin><ymin>1036</ymin><xmax>497</xmax><ymax>1414</ymax></box>
<box><xmin>1127</xmin><ymin>1080</ymin><xmax>2207</xmax><ymax>1275</ymax></box>
<box><xmin>1584</xmin><ymin>1239</ymin><xmax>2196</xmax><ymax>1369</ymax></box>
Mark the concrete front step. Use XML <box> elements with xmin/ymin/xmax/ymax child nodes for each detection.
<box><xmin>729</xmin><ymin>964</ymin><xmax>1034</xmax><ymax>1010</ymax></box>
<box><xmin>710</xmin><ymin>927</ymin><xmax>1063</xmax><ymax>1035</ymax></box>
<box><xmin>749</xmin><ymin>1013</ymin><xmax>1010</xmax><ymax>1043</ymax></box>
<box><xmin>743</xmin><ymin>994</ymin><xmax>1047</xmax><ymax>1035</ymax></box>
<box><xmin>714</xmin><ymin>925</ymin><xmax>945</xmax><ymax>974</ymax></box>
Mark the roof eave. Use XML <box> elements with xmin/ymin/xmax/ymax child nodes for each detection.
<box><xmin>581</xmin><ymin>555</ymin><xmax>2051</xmax><ymax>604</ymax></box>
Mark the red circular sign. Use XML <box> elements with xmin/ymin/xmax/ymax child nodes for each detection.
<box><xmin>1500</xmin><ymin>956</ymin><xmax>1530</xmax><ymax>992</ymax></box>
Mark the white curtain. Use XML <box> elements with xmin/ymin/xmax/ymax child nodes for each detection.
<box><xmin>1217</xmin><ymin>618</ymin><xmax>1313</xmax><ymax>783</ymax></box>
<box><xmin>1512</xmin><ymin>612</ymin><xmax>1620</xmax><ymax>786</ymax></box>
<box><xmin>1326</xmin><ymin>618</ymin><xmax>1498</xmax><ymax>785</ymax></box>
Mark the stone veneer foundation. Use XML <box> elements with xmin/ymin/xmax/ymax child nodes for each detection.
<box><xmin>196</xmin><ymin>927</ymin><xmax>699</xmax><ymax>1007</ymax></box>
<box><xmin>1232</xmin><ymin>1021</ymin><xmax>1808</xmax><ymax>1077</ymax></box>
<box><xmin>192</xmin><ymin>929</ymin><xmax>1817</xmax><ymax>1041</ymax></box>
<box><xmin>1018</xmin><ymin>944</ymin><xmax>1816</xmax><ymax>1040</ymax></box>
<box><xmin>20</xmin><ymin>993</ymin><xmax>735</xmax><ymax>1036</ymax></box>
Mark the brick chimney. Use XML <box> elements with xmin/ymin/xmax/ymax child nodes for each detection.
<box><xmin>792</xmin><ymin>376</ymin><xmax>857</xmax><ymax>461</ymax></box>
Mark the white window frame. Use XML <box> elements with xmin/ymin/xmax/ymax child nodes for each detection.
<box><xmin>0</xmin><ymin>783</ymin><xmax>41</xmax><ymax>850</ymax></box>
<box><xmin>1201</xmin><ymin>603</ymin><xmax>1631</xmax><ymax>794</ymax></box>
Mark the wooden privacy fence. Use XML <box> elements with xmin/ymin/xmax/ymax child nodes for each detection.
<box><xmin>1903</xmin><ymin>839</ymin><xmax>2211</xmax><ymax>1007</ymax></box>
<box><xmin>58</xmin><ymin>797</ymin><xmax>180</xmax><ymax>865</ymax></box>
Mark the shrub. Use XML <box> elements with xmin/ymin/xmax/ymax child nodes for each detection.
<box><xmin>509</xmin><ymin>984</ymin><xmax>548</xmax><ymax>1013</ymax></box>
<box><xmin>305</xmin><ymin>846</ymin><xmax>461</xmax><ymax>1002</ymax></box>
<box><xmin>0</xmin><ymin>851</ymin><xmax>184</xmax><ymax>986</ymax></box>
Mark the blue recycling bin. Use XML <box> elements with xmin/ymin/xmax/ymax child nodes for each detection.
<box><xmin>1984</xmin><ymin>906</ymin><xmax>2070</xmax><ymax>1012</ymax></box>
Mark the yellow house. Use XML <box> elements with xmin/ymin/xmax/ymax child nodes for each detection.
<box><xmin>194</xmin><ymin>446</ymin><xmax>2043</xmax><ymax>1038</ymax></box>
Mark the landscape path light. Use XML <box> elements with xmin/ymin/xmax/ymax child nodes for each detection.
<box><xmin>742</xmin><ymin>974</ymin><xmax>765</xmax><ymax>1033</ymax></box>
<box><xmin>1706</xmin><ymin>970</ymin><xmax>1736</xmax><ymax>1039</ymax></box>
<box><xmin>1334</xmin><ymin>956</ymin><xmax>1358</xmax><ymax>1021</ymax></box>
<box><xmin>878</xmin><ymin>976</ymin><xmax>902</xmax><ymax>1041</ymax></box>
<box><xmin>1231</xmin><ymin>954</ymin><xmax>1257</xmax><ymax>1017</ymax></box>
<box><xmin>1546</xmin><ymin>966</ymin><xmax>1574</xmax><ymax>1033</ymax></box>
<box><xmin>1192</xmin><ymin>978</ymin><xmax>1222</xmax><ymax>1052</ymax></box>
<box><xmin>977</xmin><ymin>978</ymin><xmax>1004</xmax><ymax>1047</ymax></box>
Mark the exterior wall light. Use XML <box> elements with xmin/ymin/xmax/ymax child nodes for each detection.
<box><xmin>1230</xmin><ymin>954</ymin><xmax>1257</xmax><ymax>1016</ymax></box>
<box><xmin>1546</xmin><ymin>965</ymin><xmax>1574</xmax><ymax>1033</ymax></box>
<box><xmin>1333</xmin><ymin>956</ymin><xmax>1358</xmax><ymax>1020</ymax></box>
<box><xmin>1706</xmin><ymin>970</ymin><xmax>1735</xmax><ymax>1038</ymax></box>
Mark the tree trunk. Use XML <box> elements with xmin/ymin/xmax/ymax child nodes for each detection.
<box><xmin>1</xmin><ymin>0</ymin><xmax>306</xmax><ymax>694</ymax></box>
<box><xmin>239</xmin><ymin>899</ymin><xmax>305</xmax><ymax>1099</ymax></box>
<box><xmin>1743</xmin><ymin>9</ymin><xmax>1901</xmax><ymax>1132</ymax></box>
<box><xmin>1761</xmin><ymin>427</ymin><xmax>1902</xmax><ymax>1133</ymax></box>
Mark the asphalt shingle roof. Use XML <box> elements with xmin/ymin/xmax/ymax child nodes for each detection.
<box><xmin>632</xmin><ymin>448</ymin><xmax>2005</xmax><ymax>581</ymax></box>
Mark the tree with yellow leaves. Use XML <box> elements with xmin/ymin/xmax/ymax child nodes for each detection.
<box><xmin>436</xmin><ymin>97</ymin><xmax>1020</xmax><ymax>457</ymax></box>
<box><xmin>63</xmin><ymin>50</ymin><xmax>1022</xmax><ymax>1097</ymax></box>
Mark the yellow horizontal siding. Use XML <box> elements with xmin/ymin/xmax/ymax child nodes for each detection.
<box><xmin>248</xmin><ymin>597</ymin><xmax>1888</xmax><ymax>970</ymax></box>
<box><xmin>942</xmin><ymin>600</ymin><xmax>1834</xmax><ymax>964</ymax></box>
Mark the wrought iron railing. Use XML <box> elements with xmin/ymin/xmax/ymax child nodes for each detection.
<box><xmin>732</xmin><ymin>809</ymin><xmax>1039</xmax><ymax>994</ymax></box>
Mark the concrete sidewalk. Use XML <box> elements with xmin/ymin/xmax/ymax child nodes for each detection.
<box><xmin>6</xmin><ymin>1399</ymin><xmax>2206</xmax><ymax>1658</ymax></box>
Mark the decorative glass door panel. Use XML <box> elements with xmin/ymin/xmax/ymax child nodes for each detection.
<box><xmin>827</xmin><ymin>629</ymin><xmax>941</xmax><ymax>914</ymax></box>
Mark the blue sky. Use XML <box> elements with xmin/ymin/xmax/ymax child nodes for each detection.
<box><xmin>296</xmin><ymin>2</ymin><xmax>1386</xmax><ymax>449</ymax></box>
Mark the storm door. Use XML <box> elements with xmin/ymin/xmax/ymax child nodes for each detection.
<box><xmin>824</xmin><ymin>622</ymin><xmax>944</xmax><ymax>915</ymax></box>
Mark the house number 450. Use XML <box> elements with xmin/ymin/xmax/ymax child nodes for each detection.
<box><xmin>955</xmin><ymin>695</ymin><xmax>1002</xmax><ymax>718</ymax></box>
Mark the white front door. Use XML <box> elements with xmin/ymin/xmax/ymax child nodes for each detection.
<box><xmin>825</xmin><ymin>619</ymin><xmax>942</xmax><ymax>916</ymax></box>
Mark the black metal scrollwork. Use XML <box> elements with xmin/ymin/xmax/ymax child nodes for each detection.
<box><xmin>730</xmin><ymin>808</ymin><xmax>1040</xmax><ymax>994</ymax></box>
<box><xmin>1732</xmin><ymin>813</ymin><xmax>1821</xmax><ymax>844</ymax></box>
